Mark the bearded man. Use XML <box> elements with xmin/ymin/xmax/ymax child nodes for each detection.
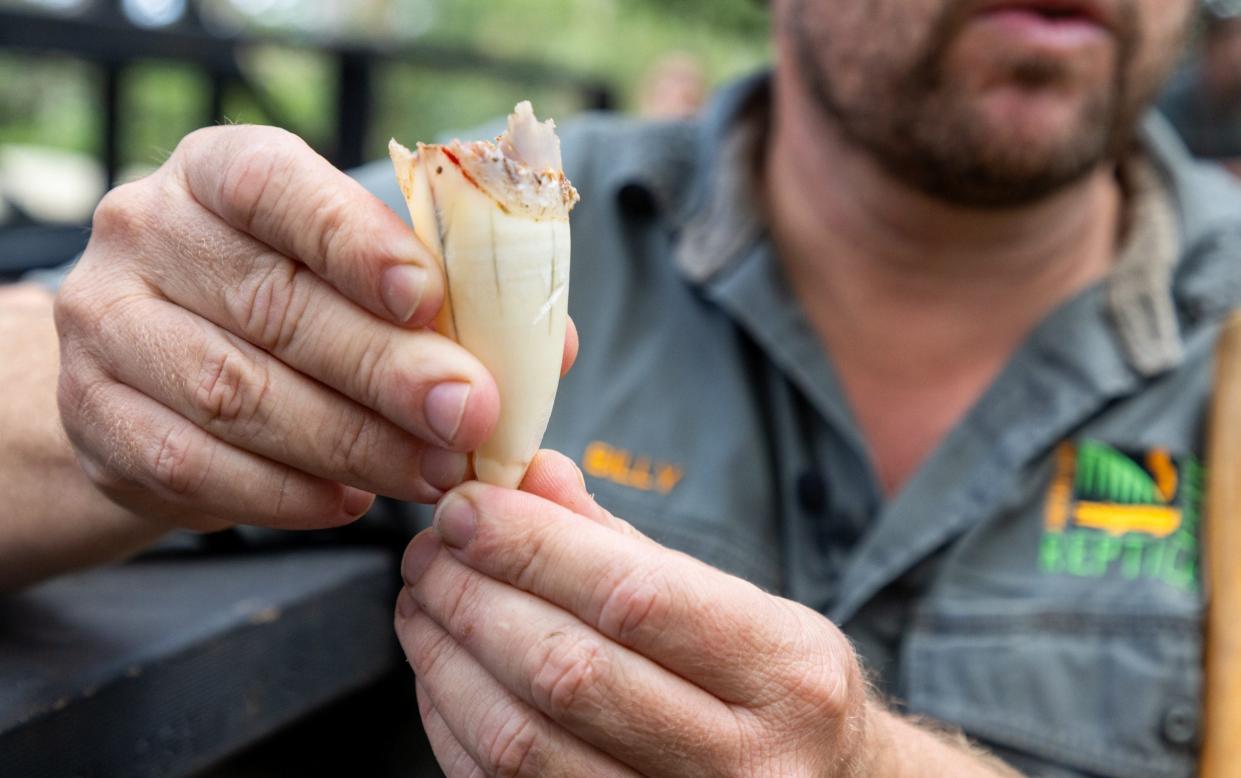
<box><xmin>4</xmin><ymin>0</ymin><xmax>1235</xmax><ymax>774</ymax></box>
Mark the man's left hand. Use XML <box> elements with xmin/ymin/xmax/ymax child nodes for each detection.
<box><xmin>395</xmin><ymin>450</ymin><xmax>878</xmax><ymax>778</ymax></box>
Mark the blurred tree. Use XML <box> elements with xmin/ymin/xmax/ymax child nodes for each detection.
<box><xmin>629</xmin><ymin>0</ymin><xmax>767</xmax><ymax>35</ymax></box>
<box><xmin>0</xmin><ymin>0</ymin><xmax>770</xmax><ymax>206</ymax></box>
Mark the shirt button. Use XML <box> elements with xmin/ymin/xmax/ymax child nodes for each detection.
<box><xmin>796</xmin><ymin>471</ymin><xmax>827</xmax><ymax>516</ymax></box>
<box><xmin>617</xmin><ymin>183</ymin><xmax>656</xmax><ymax>217</ymax></box>
<box><xmin>1161</xmin><ymin>702</ymin><xmax>1200</xmax><ymax>748</ymax></box>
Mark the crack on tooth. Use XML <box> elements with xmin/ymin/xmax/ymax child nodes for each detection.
<box><xmin>533</xmin><ymin>284</ymin><xmax>567</xmax><ymax>327</ymax></box>
<box><xmin>548</xmin><ymin>225</ymin><xmax>558</xmax><ymax>334</ymax></box>
<box><xmin>490</xmin><ymin>209</ymin><xmax>502</xmax><ymax>306</ymax></box>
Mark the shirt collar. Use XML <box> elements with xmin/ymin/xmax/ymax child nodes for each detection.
<box><xmin>672</xmin><ymin>72</ymin><xmax>771</xmax><ymax>283</ymax></box>
<box><xmin>660</xmin><ymin>73</ymin><xmax>1213</xmax><ymax>379</ymax></box>
<box><xmin>590</xmin><ymin>71</ymin><xmax>771</xmax><ymax>239</ymax></box>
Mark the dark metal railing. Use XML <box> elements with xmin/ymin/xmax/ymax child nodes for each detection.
<box><xmin>0</xmin><ymin>1</ymin><xmax>614</xmax><ymax>183</ymax></box>
<box><xmin>0</xmin><ymin>1</ymin><xmax>614</xmax><ymax>273</ymax></box>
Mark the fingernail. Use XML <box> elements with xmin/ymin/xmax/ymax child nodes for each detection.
<box><xmin>381</xmin><ymin>264</ymin><xmax>427</xmax><ymax>323</ymax></box>
<box><xmin>575</xmin><ymin>464</ymin><xmax>587</xmax><ymax>490</ymax></box>
<box><xmin>421</xmin><ymin>448</ymin><xmax>469</xmax><ymax>493</ymax></box>
<box><xmin>434</xmin><ymin>492</ymin><xmax>476</xmax><ymax>549</ymax></box>
<box><xmin>424</xmin><ymin>382</ymin><xmax>471</xmax><ymax>446</ymax></box>
<box><xmin>402</xmin><ymin>533</ymin><xmax>439</xmax><ymax>585</ymax></box>
<box><xmin>342</xmin><ymin>487</ymin><xmax>375</xmax><ymax>518</ymax></box>
<box><xmin>396</xmin><ymin>588</ymin><xmax>419</xmax><ymax>619</ymax></box>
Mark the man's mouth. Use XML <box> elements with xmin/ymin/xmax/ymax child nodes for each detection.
<box><xmin>971</xmin><ymin>0</ymin><xmax>1115</xmax><ymax>48</ymax></box>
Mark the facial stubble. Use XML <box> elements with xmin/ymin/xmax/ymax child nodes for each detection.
<box><xmin>789</xmin><ymin>0</ymin><xmax>1144</xmax><ymax>208</ymax></box>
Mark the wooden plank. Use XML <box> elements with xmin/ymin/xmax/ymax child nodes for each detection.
<box><xmin>1202</xmin><ymin>311</ymin><xmax>1241</xmax><ymax>778</ymax></box>
<box><xmin>0</xmin><ymin>547</ymin><xmax>401</xmax><ymax>777</ymax></box>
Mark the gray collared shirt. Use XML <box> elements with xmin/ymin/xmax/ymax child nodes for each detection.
<box><xmin>334</xmin><ymin>73</ymin><xmax>1241</xmax><ymax>777</ymax></box>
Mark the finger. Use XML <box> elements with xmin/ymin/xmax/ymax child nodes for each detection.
<box><xmin>430</xmin><ymin>483</ymin><xmax>807</xmax><ymax>705</ymax></box>
<box><xmin>92</xmin><ymin>294</ymin><xmax>465</xmax><ymax>501</ymax></box>
<box><xmin>123</xmin><ymin>188</ymin><xmax>498</xmax><ymax>451</ymax></box>
<box><xmin>395</xmin><ymin>588</ymin><xmax>638</xmax><ymax>778</ymax></box>
<box><xmin>402</xmin><ymin>534</ymin><xmax>742</xmax><ymax>776</ymax></box>
<box><xmin>561</xmin><ymin>316</ymin><xmax>578</xmax><ymax>378</ymax></box>
<box><xmin>518</xmin><ymin>450</ymin><xmax>640</xmax><ymax>535</ymax></box>
<box><xmin>173</xmin><ymin>125</ymin><xmax>442</xmax><ymax>326</ymax></box>
<box><xmin>416</xmin><ymin>680</ymin><xmax>486</xmax><ymax>778</ymax></box>
<box><xmin>57</xmin><ymin>357</ymin><xmax>371</xmax><ymax>530</ymax></box>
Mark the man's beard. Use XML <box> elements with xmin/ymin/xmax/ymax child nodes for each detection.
<box><xmin>790</xmin><ymin>0</ymin><xmax>1144</xmax><ymax>208</ymax></box>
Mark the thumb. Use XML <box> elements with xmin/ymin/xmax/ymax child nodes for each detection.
<box><xmin>520</xmin><ymin>449</ymin><xmax>642</xmax><ymax>537</ymax></box>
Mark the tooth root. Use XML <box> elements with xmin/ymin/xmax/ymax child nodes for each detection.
<box><xmin>388</xmin><ymin>104</ymin><xmax>578</xmax><ymax>488</ymax></box>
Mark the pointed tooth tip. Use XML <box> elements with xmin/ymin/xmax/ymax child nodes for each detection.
<box><xmin>388</xmin><ymin>138</ymin><xmax>416</xmax><ymax>162</ymax></box>
<box><xmin>510</xmin><ymin>100</ymin><xmax>556</xmax><ymax>132</ymax></box>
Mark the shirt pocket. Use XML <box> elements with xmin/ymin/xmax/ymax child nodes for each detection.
<box><xmin>901</xmin><ymin>602</ymin><xmax>1202</xmax><ymax>778</ymax></box>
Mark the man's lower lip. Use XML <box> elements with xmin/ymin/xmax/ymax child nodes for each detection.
<box><xmin>972</xmin><ymin>8</ymin><xmax>1110</xmax><ymax>49</ymax></box>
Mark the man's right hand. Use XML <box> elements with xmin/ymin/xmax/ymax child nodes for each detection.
<box><xmin>55</xmin><ymin>125</ymin><xmax>501</xmax><ymax>532</ymax></box>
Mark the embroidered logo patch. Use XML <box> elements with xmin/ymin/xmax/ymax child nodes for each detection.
<box><xmin>582</xmin><ymin>441</ymin><xmax>684</xmax><ymax>495</ymax></box>
<box><xmin>1040</xmin><ymin>440</ymin><xmax>1202</xmax><ymax>591</ymax></box>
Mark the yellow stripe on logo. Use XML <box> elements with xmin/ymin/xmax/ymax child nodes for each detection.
<box><xmin>1044</xmin><ymin>443</ymin><xmax>1077</xmax><ymax>533</ymax></box>
<box><xmin>1146</xmin><ymin>448</ymin><xmax>1179</xmax><ymax>503</ymax></box>
<box><xmin>1072</xmin><ymin>502</ymin><xmax>1183</xmax><ymax>538</ymax></box>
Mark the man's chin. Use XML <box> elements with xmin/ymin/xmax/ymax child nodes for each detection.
<box><xmin>886</xmin><ymin>96</ymin><xmax>1113</xmax><ymax>208</ymax></box>
<box><xmin>957</xmin><ymin>91</ymin><xmax>1106</xmax><ymax>161</ymax></box>
<box><xmin>977</xmin><ymin>83</ymin><xmax>1104</xmax><ymax>134</ymax></box>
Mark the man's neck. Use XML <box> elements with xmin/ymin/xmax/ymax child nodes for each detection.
<box><xmin>764</xmin><ymin>76</ymin><xmax>1122</xmax><ymax>496</ymax></box>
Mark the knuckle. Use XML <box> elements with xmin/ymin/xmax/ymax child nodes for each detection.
<box><xmin>52</xmin><ymin>274</ymin><xmax>95</xmax><ymax>341</ymax></box>
<box><xmin>76</xmin><ymin>451</ymin><xmax>134</xmax><ymax>495</ymax></box>
<box><xmin>220</xmin><ymin>148</ymin><xmax>277</xmax><ymax>230</ymax></box>
<box><xmin>91</xmin><ymin>182</ymin><xmax>151</xmax><ymax>245</ymax></box>
<box><xmin>503</xmin><ymin>524</ymin><xmax>547</xmax><ymax>592</ymax></box>
<box><xmin>59</xmin><ymin>377</ymin><xmax>138</xmax><ymax>493</ymax></box>
<box><xmin>479</xmin><ymin>708</ymin><xmax>543</xmax><ymax>778</ymax></box>
<box><xmin>147</xmin><ymin>422</ymin><xmax>206</xmax><ymax>495</ymax></box>
<box><xmin>233</xmin><ymin>260</ymin><xmax>310</xmax><ymax>352</ymax></box>
<box><xmin>192</xmin><ymin>345</ymin><xmax>269</xmax><ymax>429</ymax></box>
<box><xmin>59</xmin><ymin>281</ymin><xmax>147</xmax><ymax>343</ymax></box>
<box><xmin>594</xmin><ymin>565</ymin><xmax>664</xmax><ymax>645</ymax></box>
<box><xmin>171</xmin><ymin>125</ymin><xmax>222</xmax><ymax>161</ymax></box>
<box><xmin>723</xmin><ymin>710</ymin><xmax>768</xmax><ymax>778</ymax></box>
<box><xmin>308</xmin><ymin>187</ymin><xmax>356</xmax><ymax>268</ymax></box>
<box><xmin>526</xmin><ymin>630</ymin><xmax>606</xmax><ymax>719</ymax></box>
<box><xmin>214</xmin><ymin>128</ymin><xmax>303</xmax><ymax>230</ymax></box>
<box><xmin>326</xmin><ymin>409</ymin><xmax>385</xmax><ymax>483</ymax></box>
<box><xmin>350</xmin><ymin>329</ymin><xmax>394</xmax><ymax>408</ymax></box>
<box><xmin>773</xmin><ymin>601</ymin><xmax>857</xmax><ymax>720</ymax></box>
<box><xmin>55</xmin><ymin>355</ymin><xmax>99</xmax><ymax>435</ymax></box>
<box><xmin>409</xmin><ymin>624</ymin><xmax>457</xmax><ymax>679</ymax></box>
<box><xmin>815</xmin><ymin>650</ymin><xmax>862</xmax><ymax>723</ymax></box>
<box><xmin>55</xmin><ymin>361</ymin><xmax>87</xmax><ymax>420</ymax></box>
<box><xmin>439</xmin><ymin>569</ymin><xmax>485</xmax><ymax>637</ymax></box>
<box><xmin>267</xmin><ymin>465</ymin><xmax>294</xmax><ymax>520</ymax></box>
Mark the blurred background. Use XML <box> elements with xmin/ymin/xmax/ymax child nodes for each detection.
<box><xmin>1161</xmin><ymin>0</ymin><xmax>1241</xmax><ymax>177</ymax></box>
<box><xmin>4</xmin><ymin>0</ymin><xmax>1241</xmax><ymax>280</ymax></box>
<box><xmin>0</xmin><ymin>0</ymin><xmax>769</xmax><ymax>278</ymax></box>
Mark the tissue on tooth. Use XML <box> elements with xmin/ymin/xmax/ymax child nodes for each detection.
<box><xmin>389</xmin><ymin>102</ymin><xmax>578</xmax><ymax>488</ymax></box>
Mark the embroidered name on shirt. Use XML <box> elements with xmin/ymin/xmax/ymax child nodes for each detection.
<box><xmin>582</xmin><ymin>441</ymin><xmax>684</xmax><ymax>494</ymax></box>
<box><xmin>1040</xmin><ymin>440</ymin><xmax>1202</xmax><ymax>591</ymax></box>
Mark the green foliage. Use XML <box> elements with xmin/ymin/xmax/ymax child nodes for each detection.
<box><xmin>0</xmin><ymin>0</ymin><xmax>771</xmax><ymax>177</ymax></box>
<box><xmin>0</xmin><ymin>54</ymin><xmax>96</xmax><ymax>153</ymax></box>
<box><xmin>124</xmin><ymin>64</ymin><xmax>207</xmax><ymax>170</ymax></box>
<box><xmin>628</xmin><ymin>0</ymin><xmax>768</xmax><ymax>35</ymax></box>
